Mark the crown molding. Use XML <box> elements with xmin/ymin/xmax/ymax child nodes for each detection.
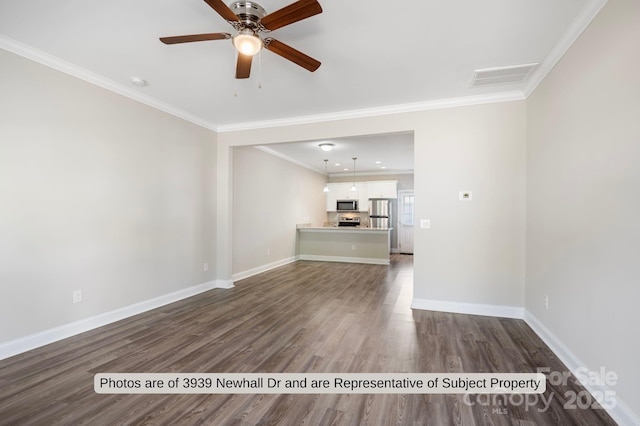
<box><xmin>1</xmin><ymin>35</ymin><xmax>524</xmax><ymax>134</ymax></box>
<box><xmin>215</xmin><ymin>91</ymin><xmax>526</xmax><ymax>133</ymax></box>
<box><xmin>254</xmin><ymin>146</ymin><xmax>326</xmax><ymax>175</ymax></box>
<box><xmin>329</xmin><ymin>170</ymin><xmax>414</xmax><ymax>178</ymax></box>
<box><xmin>523</xmin><ymin>0</ymin><xmax>608</xmax><ymax>97</ymax></box>
<box><xmin>0</xmin><ymin>35</ymin><xmax>218</xmax><ymax>132</ymax></box>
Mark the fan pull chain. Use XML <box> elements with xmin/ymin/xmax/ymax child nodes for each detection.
<box><xmin>232</xmin><ymin>49</ymin><xmax>238</xmax><ymax>97</ymax></box>
<box><xmin>258</xmin><ymin>50</ymin><xmax>262</xmax><ymax>89</ymax></box>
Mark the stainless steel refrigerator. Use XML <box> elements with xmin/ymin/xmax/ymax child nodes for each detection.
<box><xmin>368</xmin><ymin>199</ymin><xmax>390</xmax><ymax>229</ymax></box>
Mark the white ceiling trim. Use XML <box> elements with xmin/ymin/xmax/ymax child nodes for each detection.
<box><xmin>1</xmin><ymin>32</ymin><xmax>524</xmax><ymax>133</ymax></box>
<box><xmin>254</xmin><ymin>146</ymin><xmax>325</xmax><ymax>175</ymax></box>
<box><xmin>523</xmin><ymin>0</ymin><xmax>608</xmax><ymax>97</ymax></box>
<box><xmin>0</xmin><ymin>35</ymin><xmax>217</xmax><ymax>132</ymax></box>
<box><xmin>215</xmin><ymin>91</ymin><xmax>526</xmax><ymax>133</ymax></box>
<box><xmin>330</xmin><ymin>170</ymin><xmax>414</xmax><ymax>178</ymax></box>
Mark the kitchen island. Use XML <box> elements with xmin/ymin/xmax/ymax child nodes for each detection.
<box><xmin>297</xmin><ymin>226</ymin><xmax>392</xmax><ymax>265</ymax></box>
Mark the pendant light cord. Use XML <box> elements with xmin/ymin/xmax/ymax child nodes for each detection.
<box><xmin>351</xmin><ymin>157</ymin><xmax>357</xmax><ymax>191</ymax></box>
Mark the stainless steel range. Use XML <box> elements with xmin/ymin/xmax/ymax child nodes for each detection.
<box><xmin>338</xmin><ymin>216</ymin><xmax>360</xmax><ymax>227</ymax></box>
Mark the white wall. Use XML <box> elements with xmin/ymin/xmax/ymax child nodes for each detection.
<box><xmin>0</xmin><ymin>49</ymin><xmax>217</xmax><ymax>344</ymax></box>
<box><xmin>526</xmin><ymin>0</ymin><xmax>640</xmax><ymax>418</ymax></box>
<box><xmin>414</xmin><ymin>102</ymin><xmax>527</xmax><ymax>309</ymax></box>
<box><xmin>232</xmin><ymin>146</ymin><xmax>326</xmax><ymax>277</ymax></box>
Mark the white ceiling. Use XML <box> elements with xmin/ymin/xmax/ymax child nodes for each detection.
<box><xmin>0</xmin><ymin>0</ymin><xmax>605</xmax><ymax>174</ymax></box>
<box><xmin>257</xmin><ymin>132</ymin><xmax>414</xmax><ymax>175</ymax></box>
<box><xmin>0</xmin><ymin>0</ymin><xmax>604</xmax><ymax>133</ymax></box>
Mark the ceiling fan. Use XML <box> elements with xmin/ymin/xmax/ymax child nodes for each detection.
<box><xmin>160</xmin><ymin>0</ymin><xmax>322</xmax><ymax>79</ymax></box>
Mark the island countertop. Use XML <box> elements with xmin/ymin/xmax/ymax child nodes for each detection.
<box><xmin>297</xmin><ymin>226</ymin><xmax>392</xmax><ymax>233</ymax></box>
<box><xmin>297</xmin><ymin>225</ymin><xmax>391</xmax><ymax>265</ymax></box>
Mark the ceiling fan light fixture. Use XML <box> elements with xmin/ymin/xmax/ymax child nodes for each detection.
<box><xmin>160</xmin><ymin>0</ymin><xmax>323</xmax><ymax>79</ymax></box>
<box><xmin>233</xmin><ymin>29</ymin><xmax>262</xmax><ymax>56</ymax></box>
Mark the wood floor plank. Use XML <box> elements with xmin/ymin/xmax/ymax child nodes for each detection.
<box><xmin>0</xmin><ymin>255</ymin><xmax>617</xmax><ymax>425</ymax></box>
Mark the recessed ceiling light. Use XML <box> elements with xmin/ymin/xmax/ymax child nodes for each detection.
<box><xmin>335</xmin><ymin>163</ymin><xmax>340</xmax><ymax>166</ymax></box>
<box><xmin>344</xmin><ymin>168</ymin><xmax>349</xmax><ymax>171</ymax></box>
<box><xmin>375</xmin><ymin>161</ymin><xmax>381</xmax><ymax>164</ymax></box>
<box><xmin>381</xmin><ymin>166</ymin><xmax>387</xmax><ymax>169</ymax></box>
<box><xmin>130</xmin><ymin>76</ymin><xmax>147</xmax><ymax>87</ymax></box>
<box><xmin>318</xmin><ymin>143</ymin><xmax>335</xmax><ymax>152</ymax></box>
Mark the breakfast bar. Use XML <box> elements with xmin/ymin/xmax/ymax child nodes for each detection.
<box><xmin>297</xmin><ymin>226</ymin><xmax>392</xmax><ymax>265</ymax></box>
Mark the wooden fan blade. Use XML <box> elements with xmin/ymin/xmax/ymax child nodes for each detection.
<box><xmin>160</xmin><ymin>33</ymin><xmax>231</xmax><ymax>44</ymax></box>
<box><xmin>203</xmin><ymin>0</ymin><xmax>240</xmax><ymax>23</ymax></box>
<box><xmin>264</xmin><ymin>38</ymin><xmax>320</xmax><ymax>72</ymax></box>
<box><xmin>236</xmin><ymin>53</ymin><xmax>253</xmax><ymax>79</ymax></box>
<box><xmin>260</xmin><ymin>0</ymin><xmax>322</xmax><ymax>31</ymax></box>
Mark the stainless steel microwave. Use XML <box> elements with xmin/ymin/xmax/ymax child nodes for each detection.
<box><xmin>336</xmin><ymin>200</ymin><xmax>358</xmax><ymax>211</ymax></box>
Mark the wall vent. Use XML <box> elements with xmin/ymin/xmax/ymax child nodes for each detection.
<box><xmin>471</xmin><ymin>63</ymin><xmax>539</xmax><ymax>87</ymax></box>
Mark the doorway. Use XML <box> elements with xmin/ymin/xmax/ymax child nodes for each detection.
<box><xmin>398</xmin><ymin>190</ymin><xmax>414</xmax><ymax>254</ymax></box>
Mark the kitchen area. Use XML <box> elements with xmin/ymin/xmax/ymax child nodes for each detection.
<box><xmin>232</xmin><ymin>134</ymin><xmax>413</xmax><ymax>278</ymax></box>
<box><xmin>297</xmin><ymin>179</ymin><xmax>401</xmax><ymax>265</ymax></box>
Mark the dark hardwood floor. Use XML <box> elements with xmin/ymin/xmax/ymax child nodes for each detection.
<box><xmin>0</xmin><ymin>255</ymin><xmax>616</xmax><ymax>425</ymax></box>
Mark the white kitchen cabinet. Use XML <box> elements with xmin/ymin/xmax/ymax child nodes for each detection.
<box><xmin>325</xmin><ymin>185</ymin><xmax>337</xmax><ymax>211</ymax></box>
<box><xmin>357</xmin><ymin>183</ymin><xmax>368</xmax><ymax>211</ymax></box>
<box><xmin>331</xmin><ymin>182</ymin><xmax>357</xmax><ymax>200</ymax></box>
<box><xmin>326</xmin><ymin>183</ymin><xmax>355</xmax><ymax>211</ymax></box>
<box><xmin>366</xmin><ymin>180</ymin><xmax>398</xmax><ymax>199</ymax></box>
<box><xmin>325</xmin><ymin>181</ymin><xmax>396</xmax><ymax>210</ymax></box>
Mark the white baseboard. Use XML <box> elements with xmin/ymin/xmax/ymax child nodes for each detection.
<box><xmin>216</xmin><ymin>279</ymin><xmax>235</xmax><ymax>289</ymax></box>
<box><xmin>524</xmin><ymin>310</ymin><xmax>639</xmax><ymax>426</ymax></box>
<box><xmin>298</xmin><ymin>254</ymin><xmax>390</xmax><ymax>265</ymax></box>
<box><xmin>411</xmin><ymin>300</ymin><xmax>638</xmax><ymax>423</ymax></box>
<box><xmin>232</xmin><ymin>256</ymin><xmax>297</xmax><ymax>282</ymax></box>
<box><xmin>411</xmin><ymin>297</ymin><xmax>525</xmax><ymax>319</ymax></box>
<box><xmin>0</xmin><ymin>279</ymin><xmax>228</xmax><ymax>361</ymax></box>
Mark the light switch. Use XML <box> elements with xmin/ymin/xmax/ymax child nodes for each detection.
<box><xmin>420</xmin><ymin>219</ymin><xmax>430</xmax><ymax>229</ymax></box>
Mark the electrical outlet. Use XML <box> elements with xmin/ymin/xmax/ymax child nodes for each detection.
<box><xmin>267</xmin><ymin>249</ymin><xmax>271</xmax><ymax>255</ymax></box>
<box><xmin>420</xmin><ymin>219</ymin><xmax>430</xmax><ymax>229</ymax></box>
<box><xmin>73</xmin><ymin>290</ymin><xmax>82</xmax><ymax>304</ymax></box>
<box><xmin>203</xmin><ymin>263</ymin><xmax>208</xmax><ymax>272</ymax></box>
<box><xmin>351</xmin><ymin>245</ymin><xmax>356</xmax><ymax>251</ymax></box>
<box><xmin>545</xmin><ymin>295</ymin><xmax>549</xmax><ymax>310</ymax></box>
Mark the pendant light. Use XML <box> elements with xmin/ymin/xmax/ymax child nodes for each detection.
<box><xmin>350</xmin><ymin>157</ymin><xmax>357</xmax><ymax>191</ymax></box>
<box><xmin>322</xmin><ymin>159</ymin><xmax>330</xmax><ymax>192</ymax></box>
